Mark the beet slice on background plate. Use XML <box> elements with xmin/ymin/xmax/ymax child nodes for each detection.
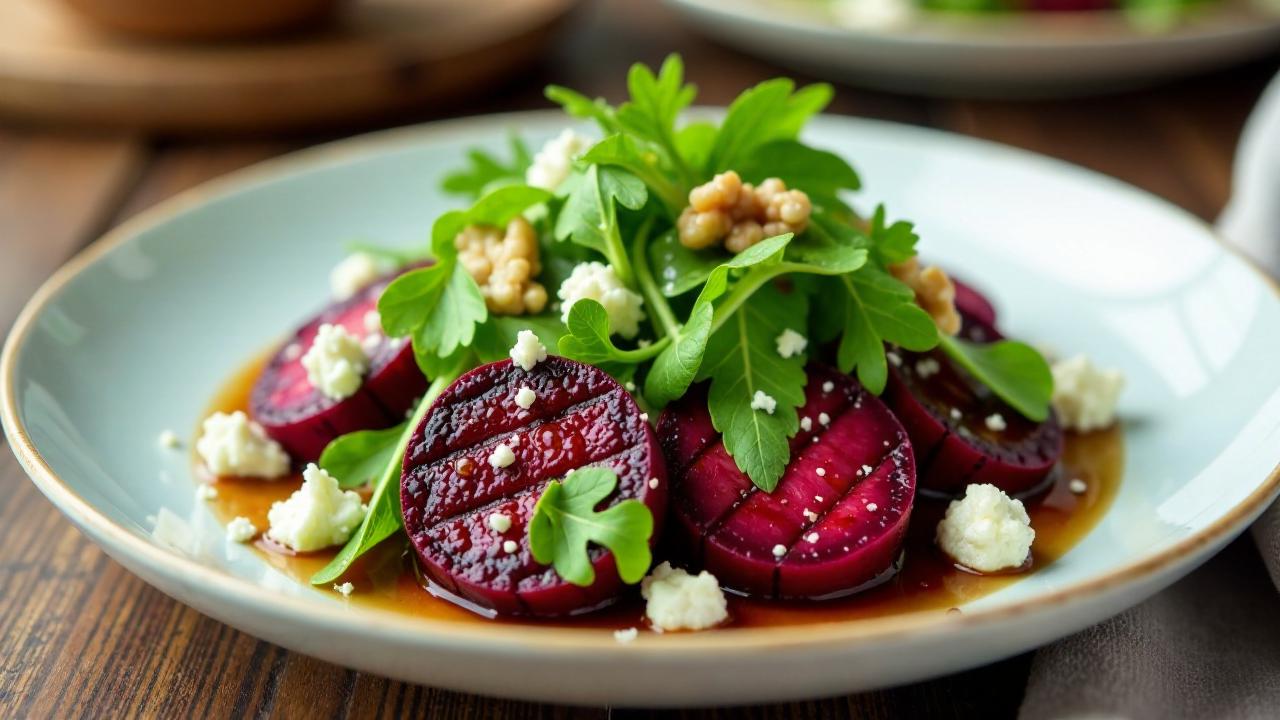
<box><xmin>883</xmin><ymin>311</ymin><xmax>1063</xmax><ymax>499</ymax></box>
<box><xmin>250</xmin><ymin>268</ymin><xmax>428</xmax><ymax>463</ymax></box>
<box><xmin>400</xmin><ymin>356</ymin><xmax>667</xmax><ymax>617</ymax></box>
<box><xmin>657</xmin><ymin>366</ymin><xmax>916</xmax><ymax>600</ymax></box>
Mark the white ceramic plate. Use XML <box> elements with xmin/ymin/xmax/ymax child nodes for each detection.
<box><xmin>667</xmin><ymin>0</ymin><xmax>1280</xmax><ymax>97</ymax></box>
<box><xmin>4</xmin><ymin>111</ymin><xmax>1280</xmax><ymax>707</ymax></box>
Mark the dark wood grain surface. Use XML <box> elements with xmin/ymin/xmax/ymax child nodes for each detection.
<box><xmin>0</xmin><ymin>1</ymin><xmax>1273</xmax><ymax>717</ymax></box>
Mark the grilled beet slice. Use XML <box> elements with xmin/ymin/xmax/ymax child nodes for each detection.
<box><xmin>952</xmin><ymin>277</ymin><xmax>998</xmax><ymax>331</ymax></box>
<box><xmin>884</xmin><ymin>316</ymin><xmax>1063</xmax><ymax>499</ymax></box>
<box><xmin>250</xmin><ymin>270</ymin><xmax>427</xmax><ymax>463</ymax></box>
<box><xmin>657</xmin><ymin>366</ymin><xmax>915</xmax><ymax>600</ymax></box>
<box><xmin>400</xmin><ymin>357</ymin><xmax>667</xmax><ymax>617</ymax></box>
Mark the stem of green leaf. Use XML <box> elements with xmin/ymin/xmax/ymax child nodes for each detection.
<box><xmin>631</xmin><ymin>218</ymin><xmax>682</xmax><ymax>340</ymax></box>
<box><xmin>708</xmin><ymin>266</ymin><xmax>783</xmax><ymax>335</ymax></box>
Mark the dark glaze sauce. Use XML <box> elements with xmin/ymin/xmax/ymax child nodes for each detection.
<box><xmin>200</xmin><ymin>354</ymin><xmax>1123</xmax><ymax>631</ymax></box>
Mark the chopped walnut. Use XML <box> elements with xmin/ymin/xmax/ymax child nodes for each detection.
<box><xmin>454</xmin><ymin>217</ymin><xmax>548</xmax><ymax>315</ymax></box>
<box><xmin>889</xmin><ymin>257</ymin><xmax>960</xmax><ymax>335</ymax></box>
<box><xmin>677</xmin><ymin>171</ymin><xmax>812</xmax><ymax>253</ymax></box>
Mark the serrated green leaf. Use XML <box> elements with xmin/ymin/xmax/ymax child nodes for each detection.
<box><xmin>581</xmin><ymin>134</ymin><xmax>685</xmax><ymax>214</ymax></box>
<box><xmin>708</xmin><ymin>79</ymin><xmax>833</xmax><ymax>173</ymax></box>
<box><xmin>697</xmin><ymin>284</ymin><xmax>809</xmax><ymax>491</ymax></box>
<box><xmin>319</xmin><ymin>423</ymin><xmax>407</xmax><ymax>490</ymax></box>
<box><xmin>544</xmin><ymin>85</ymin><xmax>621</xmax><ymax>134</ymax></box>
<box><xmin>867</xmin><ymin>205</ymin><xmax>919</xmax><ymax>266</ymax></box>
<box><xmin>939</xmin><ymin>335</ymin><xmax>1053</xmax><ymax>422</ymax></box>
<box><xmin>837</xmin><ymin>266</ymin><xmax>939</xmax><ymax>393</ymax></box>
<box><xmin>441</xmin><ymin>134</ymin><xmax>533</xmax><ymax>199</ymax></box>
<box><xmin>417</xmin><ymin>262</ymin><xmax>486</xmax><ymax>357</ymax></box>
<box><xmin>528</xmin><ymin>467</ymin><xmax>654</xmax><ymax>586</ymax></box>
<box><xmin>554</xmin><ymin>165</ymin><xmax>647</xmax><ymax>258</ymax></box>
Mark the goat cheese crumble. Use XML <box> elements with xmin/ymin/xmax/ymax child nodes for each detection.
<box><xmin>641</xmin><ymin>562</ymin><xmax>729</xmax><ymax>632</ymax></box>
<box><xmin>266</xmin><ymin>464</ymin><xmax>368</xmax><ymax>552</ymax></box>
<box><xmin>557</xmin><ymin>262</ymin><xmax>646</xmax><ymax>338</ymax></box>
<box><xmin>488</xmin><ymin>443</ymin><xmax>516</xmax><ymax>469</ymax></box>
<box><xmin>775</xmin><ymin>329</ymin><xmax>808</xmax><ymax>359</ymax></box>
<box><xmin>526</xmin><ymin>128</ymin><xmax>591</xmax><ymax>191</ymax></box>
<box><xmin>1051</xmin><ymin>355</ymin><xmax>1124</xmax><ymax>431</ymax></box>
<box><xmin>488</xmin><ymin>512</ymin><xmax>512</xmax><ymax>533</ymax></box>
<box><xmin>935</xmin><ymin>484</ymin><xmax>1035</xmax><ymax>573</ymax></box>
<box><xmin>334</xmin><ymin>582</ymin><xmax>355</xmax><ymax>597</ymax></box>
<box><xmin>613</xmin><ymin>627</ymin><xmax>639</xmax><ymax>644</ymax></box>
<box><xmin>514</xmin><ymin>386</ymin><xmax>537</xmax><ymax>409</ymax></box>
<box><xmin>985</xmin><ymin>413</ymin><xmax>1007</xmax><ymax>432</ymax></box>
<box><xmin>302</xmin><ymin>323</ymin><xmax>369</xmax><ymax>400</ymax></box>
<box><xmin>509</xmin><ymin>330</ymin><xmax>548</xmax><ymax>371</ymax></box>
<box><xmin>196</xmin><ymin>411</ymin><xmax>290</xmax><ymax>479</ymax></box>
<box><xmin>226</xmin><ymin>516</ymin><xmax>258</xmax><ymax>543</ymax></box>
<box><xmin>749</xmin><ymin>390</ymin><xmax>777</xmax><ymax>414</ymax></box>
<box><xmin>329</xmin><ymin>252</ymin><xmax>387</xmax><ymax>300</ymax></box>
<box><xmin>195</xmin><ymin>484</ymin><xmax>218</xmax><ymax>502</ymax></box>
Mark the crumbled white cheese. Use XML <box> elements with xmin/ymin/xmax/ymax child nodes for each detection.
<box><xmin>488</xmin><ymin>443</ymin><xmax>516</xmax><ymax>469</ymax></box>
<box><xmin>195</xmin><ymin>484</ymin><xmax>218</xmax><ymax>502</ymax></box>
<box><xmin>640</xmin><ymin>412</ymin><xmax>649</xmax><ymax>422</ymax></box>
<box><xmin>985</xmin><ymin>413</ymin><xmax>1007</xmax><ymax>432</ymax></box>
<box><xmin>526</xmin><ymin>128</ymin><xmax>591</xmax><ymax>191</ymax></box>
<box><xmin>816</xmin><ymin>467</ymin><xmax>827</xmax><ymax>477</ymax></box>
<box><xmin>614</xmin><ymin>627</ymin><xmax>638</xmax><ymax>643</ymax></box>
<box><xmin>772</xmin><ymin>544</ymin><xmax>787</xmax><ymax>558</ymax></box>
<box><xmin>196</xmin><ymin>411</ymin><xmax>290</xmax><ymax>479</ymax></box>
<box><xmin>641</xmin><ymin>562</ymin><xmax>729</xmax><ymax>632</ymax></box>
<box><xmin>915</xmin><ymin>358</ymin><xmax>941</xmax><ymax>379</ymax></box>
<box><xmin>821</xmin><ymin>381</ymin><xmax>835</xmax><ymax>393</ymax></box>
<box><xmin>818</xmin><ymin>412</ymin><xmax>831</xmax><ymax>426</ymax></box>
<box><xmin>1069</xmin><ymin>478</ymin><xmax>1088</xmax><ymax>495</ymax></box>
<box><xmin>302</xmin><ymin>323</ymin><xmax>369</xmax><ymax>400</ymax></box>
<box><xmin>557</xmin><ymin>262</ymin><xmax>646</xmax><ymax>339</ymax></box>
<box><xmin>749</xmin><ymin>390</ymin><xmax>777</xmax><ymax>414</ymax></box>
<box><xmin>648</xmin><ymin>477</ymin><xmax>660</xmax><ymax>489</ymax></box>
<box><xmin>514</xmin><ymin>386</ymin><xmax>537</xmax><ymax>409</ymax></box>
<box><xmin>360</xmin><ymin>333</ymin><xmax>383</xmax><ymax>356</ymax></box>
<box><xmin>775</xmin><ymin>329</ymin><xmax>808</xmax><ymax>359</ymax></box>
<box><xmin>507</xmin><ymin>435</ymin><xmax>521</xmax><ymax>448</ymax></box>
<box><xmin>860</xmin><ymin>464</ymin><xmax>873</xmax><ymax>475</ymax></box>
<box><xmin>503</xmin><ymin>540</ymin><xmax>519</xmax><ymax>554</ymax></box>
<box><xmin>803</xmin><ymin>508</ymin><xmax>818</xmax><ymax>522</ymax></box>
<box><xmin>887</xmin><ymin>351</ymin><xmax>902</xmax><ymax>367</ymax></box>
<box><xmin>329</xmin><ymin>252</ymin><xmax>387</xmax><ymax>300</ymax></box>
<box><xmin>157</xmin><ymin>430</ymin><xmax>182</xmax><ymax>449</ymax></box>
<box><xmin>800</xmin><ymin>416</ymin><xmax>813</xmax><ymax>432</ymax></box>
<box><xmin>488</xmin><ymin>513</ymin><xmax>513</xmax><ymax>533</ymax></box>
<box><xmin>867</xmin><ymin>502</ymin><xmax>879</xmax><ymax>512</ymax></box>
<box><xmin>509</xmin><ymin>330</ymin><xmax>548</xmax><ymax>371</ymax></box>
<box><xmin>1051</xmin><ymin>355</ymin><xmax>1125</xmax><ymax>431</ymax></box>
<box><xmin>363</xmin><ymin>309</ymin><xmax>382</xmax><ymax>335</ymax></box>
<box><xmin>266</xmin><ymin>464</ymin><xmax>368</xmax><ymax>552</ymax></box>
<box><xmin>949</xmin><ymin>408</ymin><xmax>962</xmax><ymax>421</ymax></box>
<box><xmin>226</xmin><ymin>516</ymin><xmax>258</xmax><ymax>543</ymax></box>
<box><xmin>334</xmin><ymin>582</ymin><xmax>355</xmax><ymax>597</ymax></box>
<box><xmin>936</xmin><ymin>484</ymin><xmax>1035</xmax><ymax>573</ymax></box>
<box><xmin>283</xmin><ymin>342</ymin><xmax>304</xmax><ymax>361</ymax></box>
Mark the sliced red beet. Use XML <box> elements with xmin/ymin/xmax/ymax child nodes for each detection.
<box><xmin>657</xmin><ymin>366</ymin><xmax>915</xmax><ymax>600</ymax></box>
<box><xmin>883</xmin><ymin>315</ymin><xmax>1063</xmax><ymax>499</ymax></box>
<box><xmin>951</xmin><ymin>276</ymin><xmax>998</xmax><ymax>331</ymax></box>
<box><xmin>250</xmin><ymin>268</ymin><xmax>429</xmax><ymax>463</ymax></box>
<box><xmin>400</xmin><ymin>356</ymin><xmax>667</xmax><ymax>617</ymax></box>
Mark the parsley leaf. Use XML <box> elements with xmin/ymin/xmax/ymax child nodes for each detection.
<box><xmin>707</xmin><ymin>79</ymin><xmax>833</xmax><ymax>173</ymax></box>
<box><xmin>866</xmin><ymin>204</ymin><xmax>919</xmax><ymax>266</ymax></box>
<box><xmin>697</xmin><ymin>284</ymin><xmax>809</xmax><ymax>491</ymax></box>
<box><xmin>319</xmin><ymin>423</ymin><xmax>406</xmax><ymax>490</ymax></box>
<box><xmin>554</xmin><ymin>165</ymin><xmax>646</xmax><ymax>278</ymax></box>
<box><xmin>836</xmin><ymin>265</ymin><xmax>940</xmax><ymax>394</ymax></box>
<box><xmin>558</xmin><ymin>299</ymin><xmax>666</xmax><ymax>366</ymax></box>
<box><xmin>528</xmin><ymin>467</ymin><xmax>654</xmax><ymax>586</ymax></box>
<box><xmin>581</xmin><ymin>134</ymin><xmax>685</xmax><ymax>215</ymax></box>
<box><xmin>441</xmin><ymin>134</ymin><xmax>533</xmax><ymax>199</ymax></box>
<box><xmin>939</xmin><ymin>334</ymin><xmax>1053</xmax><ymax>422</ymax></box>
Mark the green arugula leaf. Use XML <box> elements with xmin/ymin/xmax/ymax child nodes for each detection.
<box><xmin>674</xmin><ymin>121</ymin><xmax>717</xmax><ymax>176</ymax></box>
<box><xmin>319</xmin><ymin>423</ymin><xmax>406</xmax><ymax>490</ymax></box>
<box><xmin>528</xmin><ymin>467</ymin><xmax>654</xmax><ymax>586</ymax></box>
<box><xmin>311</xmin><ymin>364</ymin><xmax>468</xmax><ymax>585</ymax></box>
<box><xmin>736</xmin><ymin>139</ymin><xmax>860</xmax><ymax>212</ymax></box>
<box><xmin>441</xmin><ymin>134</ymin><xmax>533</xmax><ymax>199</ymax></box>
<box><xmin>697</xmin><ymin>284</ymin><xmax>809</xmax><ymax>491</ymax></box>
<box><xmin>644</xmin><ymin>299</ymin><xmax>712</xmax><ymax>408</ymax></box>
<box><xmin>647</xmin><ymin>227</ymin><xmax>727</xmax><ymax>297</ymax></box>
<box><xmin>707</xmin><ymin>79</ymin><xmax>833</xmax><ymax>173</ymax></box>
<box><xmin>939</xmin><ymin>335</ymin><xmax>1053</xmax><ymax>422</ymax></box>
<box><xmin>837</xmin><ymin>265</ymin><xmax>939</xmax><ymax>394</ymax></box>
<box><xmin>581</xmin><ymin>134</ymin><xmax>685</xmax><ymax>214</ymax></box>
<box><xmin>544</xmin><ymin>86</ymin><xmax>621</xmax><ymax>134</ymax></box>
<box><xmin>615</xmin><ymin>55</ymin><xmax>698</xmax><ymax>186</ymax></box>
<box><xmin>554</xmin><ymin>165</ymin><xmax>646</xmax><ymax>280</ymax></box>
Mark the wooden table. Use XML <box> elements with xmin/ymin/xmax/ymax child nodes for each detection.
<box><xmin>0</xmin><ymin>1</ymin><xmax>1273</xmax><ymax>716</ymax></box>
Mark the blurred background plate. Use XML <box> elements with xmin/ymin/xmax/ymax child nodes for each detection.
<box><xmin>0</xmin><ymin>0</ymin><xmax>578</xmax><ymax>133</ymax></box>
<box><xmin>667</xmin><ymin>0</ymin><xmax>1280</xmax><ymax>97</ymax></box>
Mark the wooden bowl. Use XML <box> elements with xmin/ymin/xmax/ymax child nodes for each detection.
<box><xmin>57</xmin><ymin>0</ymin><xmax>345</xmax><ymax>40</ymax></box>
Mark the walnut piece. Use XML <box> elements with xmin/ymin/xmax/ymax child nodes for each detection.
<box><xmin>889</xmin><ymin>256</ymin><xmax>960</xmax><ymax>335</ymax></box>
<box><xmin>677</xmin><ymin>171</ymin><xmax>812</xmax><ymax>253</ymax></box>
<box><xmin>454</xmin><ymin>216</ymin><xmax>548</xmax><ymax>316</ymax></box>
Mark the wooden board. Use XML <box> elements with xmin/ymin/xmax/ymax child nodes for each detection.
<box><xmin>0</xmin><ymin>0</ymin><xmax>577</xmax><ymax>133</ymax></box>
